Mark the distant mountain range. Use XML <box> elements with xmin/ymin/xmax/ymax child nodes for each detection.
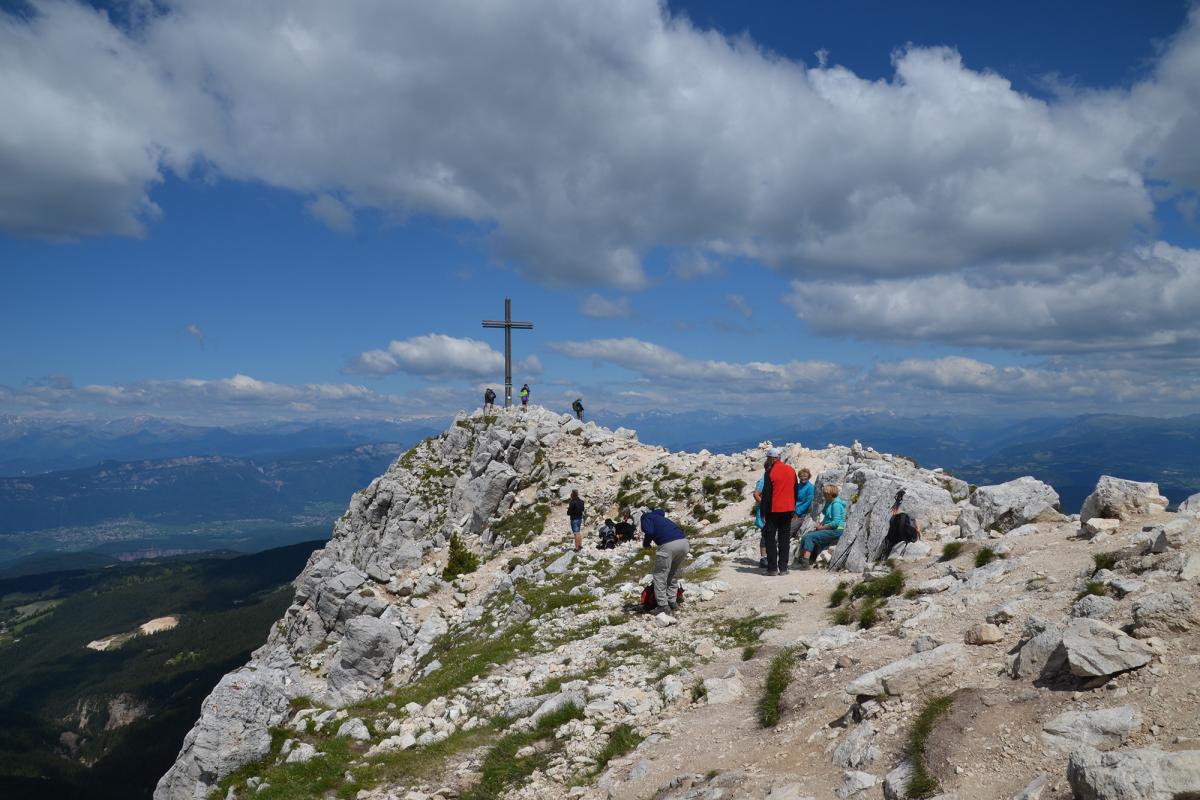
<box><xmin>598</xmin><ymin>410</ymin><xmax>1200</xmax><ymax>513</ymax></box>
<box><xmin>0</xmin><ymin>415</ymin><xmax>440</xmax><ymax>475</ymax></box>
<box><xmin>0</xmin><ymin>411</ymin><xmax>1194</xmax><ymax>569</ymax></box>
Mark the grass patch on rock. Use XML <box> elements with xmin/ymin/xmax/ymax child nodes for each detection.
<box><xmin>756</xmin><ymin>648</ymin><xmax>797</xmax><ymax>727</ymax></box>
<box><xmin>1092</xmin><ymin>551</ymin><xmax>1120</xmax><ymax>573</ymax></box>
<box><xmin>907</xmin><ymin>695</ymin><xmax>954</xmax><ymax>799</ymax></box>
<box><xmin>939</xmin><ymin>541</ymin><xmax>965</xmax><ymax>562</ymax></box>
<box><xmin>974</xmin><ymin>547</ymin><xmax>999</xmax><ymax>568</ymax></box>
<box><xmin>829</xmin><ymin>580</ymin><xmax>850</xmax><ymax>608</ymax></box>
<box><xmin>461</xmin><ymin>703</ymin><xmax>584</xmax><ymax>800</ymax></box>
<box><xmin>490</xmin><ymin>504</ymin><xmax>550</xmax><ymax>547</ymax></box>
<box><xmin>1076</xmin><ymin>581</ymin><xmax>1108</xmax><ymax>601</ymax></box>
<box><xmin>711</xmin><ymin>612</ymin><xmax>785</xmax><ymax>647</ymax></box>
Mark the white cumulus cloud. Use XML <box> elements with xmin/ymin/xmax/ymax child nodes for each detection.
<box><xmin>579</xmin><ymin>294</ymin><xmax>631</xmax><ymax>319</ymax></box>
<box><xmin>346</xmin><ymin>334</ymin><xmax>542</xmax><ymax>379</ymax></box>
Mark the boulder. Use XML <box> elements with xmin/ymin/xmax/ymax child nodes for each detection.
<box><xmin>1042</xmin><ymin>706</ymin><xmax>1141</xmax><ymax>751</ymax></box>
<box><xmin>703</xmin><ymin>669</ymin><xmax>746</xmax><ymax>705</ymax></box>
<box><xmin>1071</xmin><ymin>594</ymin><xmax>1117</xmax><ymax>620</ymax></box>
<box><xmin>1080</xmin><ymin>476</ymin><xmax>1168</xmax><ymax>523</ymax></box>
<box><xmin>964</xmin><ymin>623</ymin><xmax>1004</xmax><ymax>645</ymax></box>
<box><xmin>959</xmin><ymin>477</ymin><xmax>1063</xmax><ymax>537</ymax></box>
<box><xmin>836</xmin><ymin>770</ymin><xmax>877</xmax><ymax>798</ymax></box>
<box><xmin>829</xmin><ymin>472</ymin><xmax>956</xmax><ymax>572</ymax></box>
<box><xmin>1009</xmin><ymin>774</ymin><xmax>1048</xmax><ymax>800</ymax></box>
<box><xmin>917</xmin><ymin>575</ymin><xmax>959</xmax><ymax>594</ymax></box>
<box><xmin>1131</xmin><ymin>590</ymin><xmax>1198</xmax><ymax>637</ymax></box>
<box><xmin>1011</xmin><ymin>622</ymin><xmax>1067</xmax><ymax>680</ymax></box>
<box><xmin>284</xmin><ymin>742</ymin><xmax>319</xmax><ymax>764</ymax></box>
<box><xmin>1179</xmin><ymin>492</ymin><xmax>1200</xmax><ymax>514</ymax></box>
<box><xmin>1067</xmin><ymin>746</ymin><xmax>1200</xmax><ymax>800</ymax></box>
<box><xmin>832</xmin><ymin>723</ymin><xmax>879</xmax><ymax>770</ymax></box>
<box><xmin>451</xmin><ymin>459</ymin><xmax>518</xmax><ymax>534</ymax></box>
<box><xmin>327</xmin><ymin>616</ymin><xmax>406</xmax><ymax>704</ymax></box>
<box><xmin>844</xmin><ymin>644</ymin><xmax>965</xmax><ymax>698</ymax></box>
<box><xmin>1082</xmin><ymin>517</ymin><xmax>1121</xmax><ymax>538</ymax></box>
<box><xmin>1061</xmin><ymin>618</ymin><xmax>1153</xmax><ymax>678</ymax></box>
<box><xmin>153</xmin><ymin>663</ymin><xmax>293</xmax><ymax>799</ymax></box>
<box><xmin>336</xmin><ymin>718</ymin><xmax>371</xmax><ymax>742</ymax></box>
<box><xmin>882</xmin><ymin>761</ymin><xmax>914</xmax><ymax>800</ymax></box>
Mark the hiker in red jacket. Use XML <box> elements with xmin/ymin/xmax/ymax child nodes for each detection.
<box><xmin>759</xmin><ymin>446</ymin><xmax>797</xmax><ymax>575</ymax></box>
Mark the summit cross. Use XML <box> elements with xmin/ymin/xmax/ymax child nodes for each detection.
<box><xmin>481</xmin><ymin>298</ymin><xmax>534</xmax><ymax>408</ymax></box>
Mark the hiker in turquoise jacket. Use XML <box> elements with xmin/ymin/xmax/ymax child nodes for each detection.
<box><xmin>796</xmin><ymin>483</ymin><xmax>846</xmax><ymax>569</ymax></box>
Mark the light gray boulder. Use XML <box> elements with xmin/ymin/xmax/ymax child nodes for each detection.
<box><xmin>153</xmin><ymin>663</ymin><xmax>293</xmax><ymax>799</ymax></box>
<box><xmin>452</xmin><ymin>459</ymin><xmax>518</xmax><ymax>534</ymax></box>
<box><xmin>1071</xmin><ymin>594</ymin><xmax>1117</xmax><ymax>620</ymax></box>
<box><xmin>1009</xmin><ymin>774</ymin><xmax>1048</xmax><ymax>800</ymax></box>
<box><xmin>836</xmin><ymin>770</ymin><xmax>877</xmax><ymax>798</ymax></box>
<box><xmin>1179</xmin><ymin>492</ymin><xmax>1200</xmax><ymax>514</ymax></box>
<box><xmin>832</xmin><ymin>723</ymin><xmax>879</xmax><ymax>770</ymax></box>
<box><xmin>1061</xmin><ymin>618</ymin><xmax>1153</xmax><ymax>678</ymax></box>
<box><xmin>336</xmin><ymin>718</ymin><xmax>371</xmax><ymax>742</ymax></box>
<box><xmin>1131</xmin><ymin>590</ymin><xmax>1198</xmax><ymax>637</ymax></box>
<box><xmin>882</xmin><ymin>761</ymin><xmax>914</xmax><ymax>800</ymax></box>
<box><xmin>829</xmin><ymin>470</ymin><xmax>956</xmax><ymax>572</ymax></box>
<box><xmin>1080</xmin><ymin>476</ymin><xmax>1168</xmax><ymax>523</ymax></box>
<box><xmin>844</xmin><ymin>643</ymin><xmax>965</xmax><ymax>697</ymax></box>
<box><xmin>958</xmin><ymin>477</ymin><xmax>1062</xmax><ymax>538</ymax></box>
<box><xmin>327</xmin><ymin>616</ymin><xmax>406</xmax><ymax>704</ymax></box>
<box><xmin>1042</xmin><ymin>706</ymin><xmax>1141</xmax><ymax>751</ymax></box>
<box><xmin>1011</xmin><ymin>619</ymin><xmax>1067</xmax><ymax>680</ymax></box>
<box><xmin>1067</xmin><ymin>746</ymin><xmax>1200</xmax><ymax>799</ymax></box>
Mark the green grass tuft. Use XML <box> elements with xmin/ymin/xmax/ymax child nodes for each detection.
<box><xmin>939</xmin><ymin>541</ymin><xmax>965</xmax><ymax>562</ymax></box>
<box><xmin>907</xmin><ymin>694</ymin><xmax>955</xmax><ymax>799</ymax></box>
<box><xmin>741</xmin><ymin>645</ymin><xmax>758</xmax><ymax>661</ymax></box>
<box><xmin>857</xmin><ymin>597</ymin><xmax>881</xmax><ymax>629</ymax></box>
<box><xmin>489</xmin><ymin>504</ymin><xmax>550</xmax><ymax>547</ymax></box>
<box><xmin>974</xmin><ymin>547</ymin><xmax>998</xmax><ymax>568</ymax></box>
<box><xmin>830</xmin><ymin>606</ymin><xmax>853</xmax><ymax>626</ymax></box>
<box><xmin>588</xmin><ymin>724</ymin><xmax>643</xmax><ymax>776</ymax></box>
<box><xmin>1092</xmin><ymin>551</ymin><xmax>1120</xmax><ymax>573</ymax></box>
<box><xmin>829</xmin><ymin>580</ymin><xmax>850</xmax><ymax>608</ymax></box>
<box><xmin>850</xmin><ymin>567</ymin><xmax>906</xmax><ymax>600</ymax></box>
<box><xmin>711</xmin><ymin>612</ymin><xmax>785</xmax><ymax>646</ymax></box>
<box><xmin>691</xmin><ymin>682</ymin><xmax>708</xmax><ymax>703</ymax></box>
<box><xmin>1076</xmin><ymin>581</ymin><xmax>1108</xmax><ymax>601</ymax></box>
<box><xmin>461</xmin><ymin>703</ymin><xmax>584</xmax><ymax>800</ymax></box>
<box><xmin>756</xmin><ymin>648</ymin><xmax>797</xmax><ymax>727</ymax></box>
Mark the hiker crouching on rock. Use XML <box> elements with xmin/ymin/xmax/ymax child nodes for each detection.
<box><xmin>760</xmin><ymin>447</ymin><xmax>797</xmax><ymax>576</ymax></box>
<box><xmin>796</xmin><ymin>484</ymin><xmax>847</xmax><ymax>569</ymax></box>
<box><xmin>567</xmin><ymin>490</ymin><xmax>585</xmax><ymax>552</ymax></box>
<box><xmin>641</xmin><ymin>509</ymin><xmax>689</xmax><ymax>616</ymax></box>
<box><xmin>615</xmin><ymin>509</ymin><xmax>637</xmax><ymax>544</ymax></box>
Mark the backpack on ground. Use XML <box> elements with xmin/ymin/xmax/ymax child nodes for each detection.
<box><xmin>599</xmin><ymin>525</ymin><xmax>617</xmax><ymax>550</ymax></box>
<box><xmin>639</xmin><ymin>584</ymin><xmax>684</xmax><ymax>612</ymax></box>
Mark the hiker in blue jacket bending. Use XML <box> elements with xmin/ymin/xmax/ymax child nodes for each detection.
<box><xmin>640</xmin><ymin>509</ymin><xmax>690</xmax><ymax>615</ymax></box>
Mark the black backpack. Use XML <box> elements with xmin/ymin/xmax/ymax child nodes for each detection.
<box><xmin>886</xmin><ymin>512</ymin><xmax>920</xmax><ymax>549</ymax></box>
<box><xmin>640</xmin><ymin>584</ymin><xmax>684</xmax><ymax>611</ymax></box>
<box><xmin>599</xmin><ymin>526</ymin><xmax>617</xmax><ymax>549</ymax></box>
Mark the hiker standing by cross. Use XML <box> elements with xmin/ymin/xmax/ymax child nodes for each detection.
<box><xmin>481</xmin><ymin>298</ymin><xmax>533</xmax><ymax>408</ymax></box>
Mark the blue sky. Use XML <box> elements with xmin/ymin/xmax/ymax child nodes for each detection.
<box><xmin>2</xmin><ymin>1</ymin><xmax>1198</xmax><ymax>423</ymax></box>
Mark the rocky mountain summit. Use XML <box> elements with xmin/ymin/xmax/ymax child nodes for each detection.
<box><xmin>155</xmin><ymin>407</ymin><xmax>1200</xmax><ymax>800</ymax></box>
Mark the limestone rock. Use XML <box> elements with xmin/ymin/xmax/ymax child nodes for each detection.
<box><xmin>1071</xmin><ymin>594</ymin><xmax>1117</xmax><ymax>620</ymax></box>
<box><xmin>327</xmin><ymin>616</ymin><xmax>406</xmax><ymax>704</ymax></box>
<box><xmin>829</xmin><ymin>472</ymin><xmax>956</xmax><ymax>572</ymax></box>
<box><xmin>1131</xmin><ymin>590</ymin><xmax>1198</xmax><ymax>637</ymax></box>
<box><xmin>1061</xmin><ymin>618</ymin><xmax>1153</xmax><ymax>678</ymax></box>
<box><xmin>882</xmin><ymin>761</ymin><xmax>914</xmax><ymax>800</ymax></box>
<box><xmin>844</xmin><ymin>643</ymin><xmax>965</xmax><ymax>697</ymax></box>
<box><xmin>284</xmin><ymin>742</ymin><xmax>319</xmax><ymax>764</ymax></box>
<box><xmin>1179</xmin><ymin>492</ymin><xmax>1200</xmax><ymax>514</ymax></box>
<box><xmin>154</xmin><ymin>664</ymin><xmax>293</xmax><ymax>799</ymax></box>
<box><xmin>336</xmin><ymin>718</ymin><xmax>371</xmax><ymax>742</ymax></box>
<box><xmin>836</xmin><ymin>770</ymin><xmax>877</xmax><ymax>798</ymax></box>
<box><xmin>1067</xmin><ymin>746</ymin><xmax>1200</xmax><ymax>799</ymax></box>
<box><xmin>1012</xmin><ymin>622</ymin><xmax>1067</xmax><ymax>680</ymax></box>
<box><xmin>703</xmin><ymin>669</ymin><xmax>745</xmax><ymax>705</ymax></box>
<box><xmin>1082</xmin><ymin>517</ymin><xmax>1121</xmax><ymax>538</ymax></box>
<box><xmin>832</xmin><ymin>723</ymin><xmax>879</xmax><ymax>770</ymax></box>
<box><xmin>965</xmin><ymin>623</ymin><xmax>1004</xmax><ymax>645</ymax></box>
<box><xmin>1080</xmin><ymin>475</ymin><xmax>1168</xmax><ymax>523</ymax></box>
<box><xmin>1042</xmin><ymin>706</ymin><xmax>1141</xmax><ymax>751</ymax></box>
<box><xmin>959</xmin><ymin>477</ymin><xmax>1063</xmax><ymax>537</ymax></box>
<box><xmin>1009</xmin><ymin>774</ymin><xmax>1048</xmax><ymax>800</ymax></box>
<box><xmin>917</xmin><ymin>575</ymin><xmax>958</xmax><ymax>594</ymax></box>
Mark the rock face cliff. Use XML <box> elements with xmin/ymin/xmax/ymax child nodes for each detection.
<box><xmin>156</xmin><ymin>409</ymin><xmax>1200</xmax><ymax>800</ymax></box>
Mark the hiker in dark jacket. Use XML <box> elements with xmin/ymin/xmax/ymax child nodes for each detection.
<box><xmin>567</xmin><ymin>490</ymin><xmax>585</xmax><ymax>552</ymax></box>
<box><xmin>640</xmin><ymin>509</ymin><xmax>689</xmax><ymax>615</ymax></box>
<box><xmin>572</xmin><ymin>397</ymin><xmax>584</xmax><ymax>421</ymax></box>
<box><xmin>614</xmin><ymin>508</ymin><xmax>637</xmax><ymax>543</ymax></box>
<box><xmin>483</xmin><ymin>387</ymin><xmax>496</xmax><ymax>410</ymax></box>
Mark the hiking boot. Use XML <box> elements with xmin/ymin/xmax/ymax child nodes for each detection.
<box><xmin>652</xmin><ymin>606</ymin><xmax>670</xmax><ymax>616</ymax></box>
<box><xmin>758</xmin><ymin>556</ymin><xmax>768</xmax><ymax>569</ymax></box>
<box><xmin>796</xmin><ymin>559</ymin><xmax>811</xmax><ymax>570</ymax></box>
<box><xmin>766</xmin><ymin>569</ymin><xmax>779</xmax><ymax>577</ymax></box>
<box><xmin>779</xmin><ymin>568</ymin><xmax>789</xmax><ymax>575</ymax></box>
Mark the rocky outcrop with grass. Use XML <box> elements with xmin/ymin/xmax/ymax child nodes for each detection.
<box><xmin>156</xmin><ymin>410</ymin><xmax>1200</xmax><ymax>800</ymax></box>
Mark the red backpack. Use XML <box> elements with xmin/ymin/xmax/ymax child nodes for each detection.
<box><xmin>640</xmin><ymin>584</ymin><xmax>684</xmax><ymax>611</ymax></box>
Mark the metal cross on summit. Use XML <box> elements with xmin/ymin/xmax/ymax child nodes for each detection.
<box><xmin>481</xmin><ymin>298</ymin><xmax>533</xmax><ymax>408</ymax></box>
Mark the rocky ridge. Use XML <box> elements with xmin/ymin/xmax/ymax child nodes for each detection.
<box><xmin>155</xmin><ymin>407</ymin><xmax>1200</xmax><ymax>800</ymax></box>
